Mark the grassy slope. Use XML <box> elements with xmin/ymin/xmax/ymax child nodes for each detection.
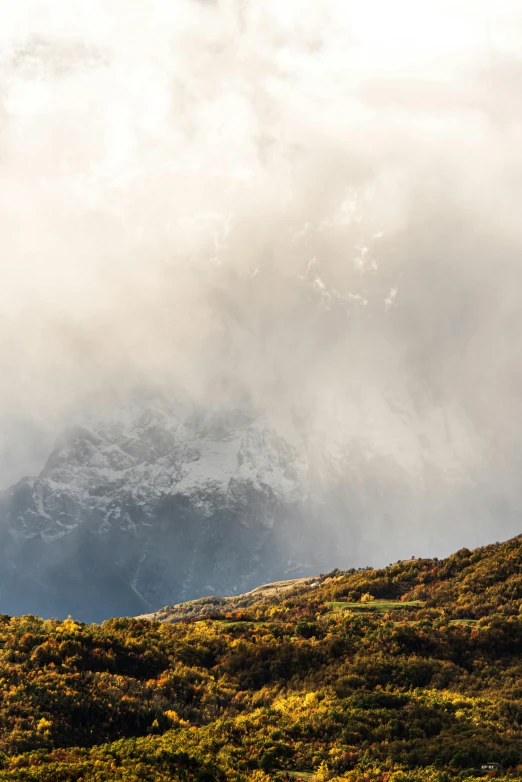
<box><xmin>139</xmin><ymin>576</ymin><xmax>317</xmax><ymax>622</ymax></box>
<box><xmin>0</xmin><ymin>535</ymin><xmax>520</xmax><ymax>781</ymax></box>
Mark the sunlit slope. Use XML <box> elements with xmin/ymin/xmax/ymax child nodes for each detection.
<box><xmin>0</xmin><ymin>535</ymin><xmax>520</xmax><ymax>780</ymax></box>
<box><xmin>144</xmin><ymin>533</ymin><xmax>522</xmax><ymax>623</ymax></box>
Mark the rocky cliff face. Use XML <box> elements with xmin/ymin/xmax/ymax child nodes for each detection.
<box><xmin>0</xmin><ymin>393</ymin><xmax>476</xmax><ymax>621</ymax></box>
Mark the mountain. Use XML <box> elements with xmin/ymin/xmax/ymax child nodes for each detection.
<box><xmin>0</xmin><ymin>535</ymin><xmax>520</xmax><ymax>781</ymax></box>
<box><xmin>0</xmin><ymin>392</ymin><xmax>477</xmax><ymax>622</ymax></box>
<box><xmin>0</xmin><ymin>400</ymin><xmax>312</xmax><ymax>621</ymax></box>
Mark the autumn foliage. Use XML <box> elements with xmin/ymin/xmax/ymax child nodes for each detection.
<box><xmin>0</xmin><ymin>535</ymin><xmax>521</xmax><ymax>780</ymax></box>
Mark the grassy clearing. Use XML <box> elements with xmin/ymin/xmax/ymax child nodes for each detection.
<box><xmin>216</xmin><ymin>619</ymin><xmax>264</xmax><ymax>627</ymax></box>
<box><xmin>326</xmin><ymin>600</ymin><xmax>424</xmax><ymax>612</ymax></box>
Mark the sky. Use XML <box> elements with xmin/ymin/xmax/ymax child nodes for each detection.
<box><xmin>1</xmin><ymin>0</ymin><xmax>522</xmax><ymax>554</ymax></box>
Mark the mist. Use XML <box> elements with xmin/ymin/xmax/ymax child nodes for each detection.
<box><xmin>2</xmin><ymin>0</ymin><xmax>522</xmax><ymax>562</ymax></box>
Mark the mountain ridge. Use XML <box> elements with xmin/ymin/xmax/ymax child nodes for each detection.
<box><xmin>142</xmin><ymin>532</ymin><xmax>522</xmax><ymax>624</ymax></box>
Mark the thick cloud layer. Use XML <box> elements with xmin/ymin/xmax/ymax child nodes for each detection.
<box><xmin>1</xmin><ymin>1</ymin><xmax>522</xmax><ymax>556</ymax></box>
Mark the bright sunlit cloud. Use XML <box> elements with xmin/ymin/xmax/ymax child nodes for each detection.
<box><xmin>1</xmin><ymin>0</ymin><xmax>522</xmax><ymax>554</ymax></box>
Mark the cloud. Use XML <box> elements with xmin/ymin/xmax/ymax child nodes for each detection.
<box><xmin>1</xmin><ymin>0</ymin><xmax>522</xmax><ymax>555</ymax></box>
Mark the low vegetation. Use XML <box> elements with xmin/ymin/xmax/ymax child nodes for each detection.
<box><xmin>0</xmin><ymin>535</ymin><xmax>521</xmax><ymax>780</ymax></box>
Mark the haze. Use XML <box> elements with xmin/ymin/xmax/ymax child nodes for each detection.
<box><xmin>1</xmin><ymin>0</ymin><xmax>522</xmax><ymax>562</ymax></box>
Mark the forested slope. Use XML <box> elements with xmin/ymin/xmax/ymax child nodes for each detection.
<box><xmin>0</xmin><ymin>536</ymin><xmax>521</xmax><ymax>780</ymax></box>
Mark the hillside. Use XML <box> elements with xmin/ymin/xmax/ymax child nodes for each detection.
<box><xmin>143</xmin><ymin>533</ymin><xmax>522</xmax><ymax>624</ymax></box>
<box><xmin>0</xmin><ymin>536</ymin><xmax>521</xmax><ymax>780</ymax></box>
<box><xmin>138</xmin><ymin>576</ymin><xmax>317</xmax><ymax>622</ymax></box>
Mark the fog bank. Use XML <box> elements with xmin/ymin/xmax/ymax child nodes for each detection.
<box><xmin>1</xmin><ymin>0</ymin><xmax>522</xmax><ymax>555</ymax></box>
